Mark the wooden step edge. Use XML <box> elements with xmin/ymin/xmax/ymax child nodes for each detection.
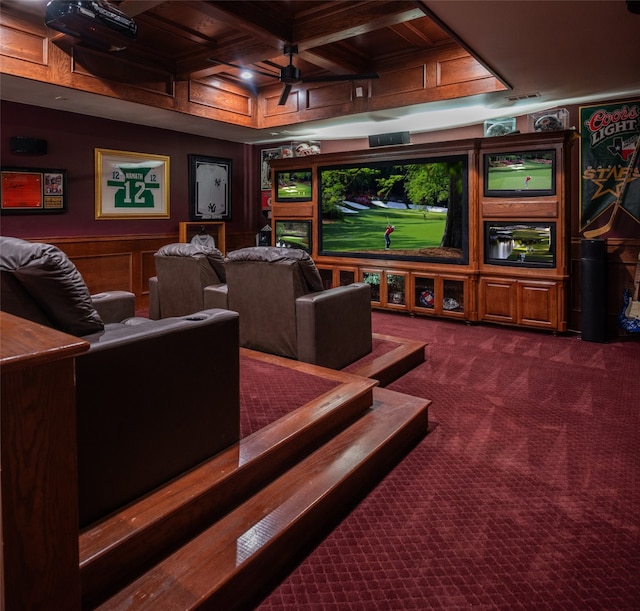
<box><xmin>348</xmin><ymin>333</ymin><xmax>426</xmax><ymax>386</ymax></box>
<box><xmin>96</xmin><ymin>388</ymin><xmax>430</xmax><ymax>610</ymax></box>
<box><xmin>80</xmin><ymin>376</ymin><xmax>377</xmax><ymax>608</ymax></box>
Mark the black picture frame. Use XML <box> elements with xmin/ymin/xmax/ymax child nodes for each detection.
<box><xmin>1</xmin><ymin>167</ymin><xmax>67</xmax><ymax>214</ymax></box>
<box><xmin>188</xmin><ymin>154</ymin><xmax>231</xmax><ymax>221</ymax></box>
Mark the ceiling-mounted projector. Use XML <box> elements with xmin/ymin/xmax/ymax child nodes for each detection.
<box><xmin>45</xmin><ymin>0</ymin><xmax>137</xmax><ymax>51</ymax></box>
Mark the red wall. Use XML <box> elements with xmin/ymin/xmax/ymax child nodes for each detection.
<box><xmin>0</xmin><ymin>101</ymin><xmax>260</xmax><ymax>239</ymax></box>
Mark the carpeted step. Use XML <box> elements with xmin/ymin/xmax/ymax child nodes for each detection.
<box><xmin>80</xmin><ymin>370</ymin><xmax>377</xmax><ymax>609</ymax></box>
<box><xmin>95</xmin><ymin>387</ymin><xmax>430</xmax><ymax>610</ymax></box>
<box><xmin>346</xmin><ymin>332</ymin><xmax>426</xmax><ymax>386</ymax></box>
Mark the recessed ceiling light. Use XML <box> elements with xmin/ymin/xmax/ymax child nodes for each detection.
<box><xmin>240</xmin><ymin>71</ymin><xmax>253</xmax><ymax>80</ymax></box>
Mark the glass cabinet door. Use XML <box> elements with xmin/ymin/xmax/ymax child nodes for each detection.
<box><xmin>414</xmin><ymin>275</ymin><xmax>436</xmax><ymax>312</ymax></box>
<box><xmin>361</xmin><ymin>270</ymin><xmax>382</xmax><ymax>304</ymax></box>
<box><xmin>317</xmin><ymin>267</ymin><xmax>335</xmax><ymax>289</ymax></box>
<box><xmin>386</xmin><ymin>272</ymin><xmax>408</xmax><ymax>309</ymax></box>
<box><xmin>442</xmin><ymin>278</ymin><xmax>465</xmax><ymax>315</ymax></box>
<box><xmin>339</xmin><ymin>268</ymin><xmax>356</xmax><ymax>286</ymax></box>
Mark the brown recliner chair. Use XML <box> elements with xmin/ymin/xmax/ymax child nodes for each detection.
<box><xmin>0</xmin><ymin>236</ymin><xmax>240</xmax><ymax>527</ymax></box>
<box><xmin>149</xmin><ymin>242</ymin><xmax>227</xmax><ymax>319</ymax></box>
<box><xmin>221</xmin><ymin>246</ymin><xmax>372</xmax><ymax>370</ymax></box>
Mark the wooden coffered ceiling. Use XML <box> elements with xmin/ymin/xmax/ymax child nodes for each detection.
<box><xmin>1</xmin><ymin>1</ymin><xmax>639</xmax><ymax>144</ymax></box>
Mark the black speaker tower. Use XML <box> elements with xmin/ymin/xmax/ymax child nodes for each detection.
<box><xmin>581</xmin><ymin>238</ymin><xmax>608</xmax><ymax>342</ymax></box>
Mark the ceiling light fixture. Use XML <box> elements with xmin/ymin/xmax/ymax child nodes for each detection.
<box><xmin>240</xmin><ymin>71</ymin><xmax>253</xmax><ymax>80</ymax></box>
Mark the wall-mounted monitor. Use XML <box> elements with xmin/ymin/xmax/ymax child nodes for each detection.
<box><xmin>483</xmin><ymin>150</ymin><xmax>556</xmax><ymax>198</ymax></box>
<box><xmin>274</xmin><ymin>219</ymin><xmax>312</xmax><ymax>253</ymax></box>
<box><xmin>484</xmin><ymin>221</ymin><xmax>556</xmax><ymax>268</ymax></box>
<box><xmin>318</xmin><ymin>155</ymin><xmax>469</xmax><ymax>264</ymax></box>
<box><xmin>274</xmin><ymin>169</ymin><xmax>312</xmax><ymax>202</ymax></box>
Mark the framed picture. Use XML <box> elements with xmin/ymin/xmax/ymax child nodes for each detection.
<box><xmin>1</xmin><ymin>167</ymin><xmax>67</xmax><ymax>214</ymax></box>
<box><xmin>95</xmin><ymin>148</ymin><xmax>169</xmax><ymax>219</ymax></box>
<box><xmin>189</xmin><ymin>154</ymin><xmax>231</xmax><ymax>221</ymax></box>
<box><xmin>274</xmin><ymin>219</ymin><xmax>312</xmax><ymax>253</ymax></box>
<box><xmin>261</xmin><ymin>147</ymin><xmax>280</xmax><ymax>190</ymax></box>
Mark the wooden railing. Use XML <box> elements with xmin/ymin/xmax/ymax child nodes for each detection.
<box><xmin>0</xmin><ymin>313</ymin><xmax>89</xmax><ymax>610</ymax></box>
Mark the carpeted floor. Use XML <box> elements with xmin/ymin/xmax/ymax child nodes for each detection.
<box><xmin>257</xmin><ymin>312</ymin><xmax>640</xmax><ymax>610</ymax></box>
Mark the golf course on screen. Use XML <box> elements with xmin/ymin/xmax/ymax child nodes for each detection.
<box><xmin>485</xmin><ymin>153</ymin><xmax>553</xmax><ymax>192</ymax></box>
<box><xmin>321</xmin><ymin>206</ymin><xmax>447</xmax><ymax>252</ymax></box>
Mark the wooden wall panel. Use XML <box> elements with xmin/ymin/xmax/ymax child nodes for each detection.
<box><xmin>190</xmin><ymin>79</ymin><xmax>252</xmax><ymax>116</ymax></box>
<box><xmin>307</xmin><ymin>82</ymin><xmax>354</xmax><ymax>110</ymax></box>
<box><xmin>72</xmin><ymin>253</ymin><xmax>133</xmax><ymax>294</ymax></box>
<box><xmin>0</xmin><ymin>22</ymin><xmax>48</xmax><ymax>65</ymax></box>
<box><xmin>438</xmin><ymin>56</ymin><xmax>492</xmax><ymax>86</ymax></box>
<box><xmin>371</xmin><ymin>65</ymin><xmax>425</xmax><ymax>98</ymax></box>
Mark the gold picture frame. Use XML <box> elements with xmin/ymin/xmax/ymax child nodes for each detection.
<box><xmin>95</xmin><ymin>148</ymin><xmax>170</xmax><ymax>219</ymax></box>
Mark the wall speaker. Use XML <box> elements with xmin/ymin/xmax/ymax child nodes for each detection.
<box><xmin>10</xmin><ymin>136</ymin><xmax>48</xmax><ymax>155</ymax></box>
<box><xmin>368</xmin><ymin>132</ymin><xmax>410</xmax><ymax>148</ymax></box>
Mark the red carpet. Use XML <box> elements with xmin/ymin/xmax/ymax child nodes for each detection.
<box><xmin>257</xmin><ymin>312</ymin><xmax>640</xmax><ymax>609</ymax></box>
<box><xmin>240</xmin><ymin>357</ymin><xmax>340</xmax><ymax>438</ymax></box>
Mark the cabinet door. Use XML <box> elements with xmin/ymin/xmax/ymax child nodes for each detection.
<box><xmin>338</xmin><ymin>267</ymin><xmax>358</xmax><ymax>286</ymax></box>
<box><xmin>385</xmin><ymin>271</ymin><xmax>409</xmax><ymax>310</ymax></box>
<box><xmin>479</xmin><ymin>277</ymin><xmax>517</xmax><ymax>323</ymax></box>
<box><xmin>441</xmin><ymin>277</ymin><xmax>466</xmax><ymax>318</ymax></box>
<box><xmin>517</xmin><ymin>281</ymin><xmax>558</xmax><ymax>329</ymax></box>
<box><xmin>413</xmin><ymin>275</ymin><xmax>437</xmax><ymax>314</ymax></box>
<box><xmin>317</xmin><ymin>266</ymin><xmax>335</xmax><ymax>289</ymax></box>
<box><xmin>360</xmin><ymin>269</ymin><xmax>382</xmax><ymax>305</ymax></box>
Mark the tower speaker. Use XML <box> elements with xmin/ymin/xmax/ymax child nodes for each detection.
<box><xmin>10</xmin><ymin>136</ymin><xmax>47</xmax><ymax>155</ymax></box>
<box><xmin>581</xmin><ymin>238</ymin><xmax>607</xmax><ymax>342</ymax></box>
<box><xmin>368</xmin><ymin>132</ymin><xmax>410</xmax><ymax>148</ymax></box>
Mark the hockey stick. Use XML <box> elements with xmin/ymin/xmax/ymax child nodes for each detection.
<box><xmin>583</xmin><ymin>134</ymin><xmax>640</xmax><ymax>239</ymax></box>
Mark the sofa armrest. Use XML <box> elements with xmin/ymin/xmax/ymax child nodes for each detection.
<box><xmin>296</xmin><ymin>282</ymin><xmax>372</xmax><ymax>369</ymax></box>
<box><xmin>91</xmin><ymin>290</ymin><xmax>135</xmax><ymax>323</ymax></box>
<box><xmin>148</xmin><ymin>276</ymin><xmax>160</xmax><ymax>320</ymax></box>
<box><xmin>203</xmin><ymin>284</ymin><xmax>228</xmax><ymax>310</ymax></box>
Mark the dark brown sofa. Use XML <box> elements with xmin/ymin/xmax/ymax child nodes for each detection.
<box><xmin>149</xmin><ymin>242</ymin><xmax>227</xmax><ymax>319</ymax></box>
<box><xmin>0</xmin><ymin>236</ymin><xmax>240</xmax><ymax>526</ymax></box>
<box><xmin>215</xmin><ymin>246</ymin><xmax>372</xmax><ymax>370</ymax></box>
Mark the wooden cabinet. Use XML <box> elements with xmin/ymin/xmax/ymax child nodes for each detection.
<box><xmin>270</xmin><ymin>130</ymin><xmax>573</xmax><ymax>332</ymax></box>
<box><xmin>479</xmin><ymin>276</ymin><xmax>561</xmax><ymax>330</ymax></box>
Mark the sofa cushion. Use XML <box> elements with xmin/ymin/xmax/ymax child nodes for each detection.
<box><xmin>0</xmin><ymin>236</ymin><xmax>104</xmax><ymax>336</ymax></box>
<box><xmin>226</xmin><ymin>246</ymin><xmax>324</xmax><ymax>293</ymax></box>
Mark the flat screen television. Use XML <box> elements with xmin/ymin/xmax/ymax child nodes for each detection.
<box><xmin>318</xmin><ymin>154</ymin><xmax>469</xmax><ymax>264</ymax></box>
<box><xmin>274</xmin><ymin>219</ymin><xmax>312</xmax><ymax>253</ymax></box>
<box><xmin>484</xmin><ymin>221</ymin><xmax>556</xmax><ymax>268</ymax></box>
<box><xmin>483</xmin><ymin>150</ymin><xmax>556</xmax><ymax>197</ymax></box>
<box><xmin>274</xmin><ymin>169</ymin><xmax>312</xmax><ymax>202</ymax></box>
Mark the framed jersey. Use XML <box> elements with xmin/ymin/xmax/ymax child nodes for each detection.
<box><xmin>189</xmin><ymin>154</ymin><xmax>232</xmax><ymax>221</ymax></box>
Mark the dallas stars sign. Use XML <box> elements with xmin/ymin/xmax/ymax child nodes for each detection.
<box><xmin>580</xmin><ymin>101</ymin><xmax>640</xmax><ymax>237</ymax></box>
<box><xmin>95</xmin><ymin>149</ymin><xmax>170</xmax><ymax>219</ymax></box>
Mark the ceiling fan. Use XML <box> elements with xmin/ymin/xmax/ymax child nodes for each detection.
<box><xmin>209</xmin><ymin>44</ymin><xmax>379</xmax><ymax>105</ymax></box>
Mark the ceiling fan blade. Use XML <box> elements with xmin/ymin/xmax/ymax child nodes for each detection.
<box><xmin>301</xmin><ymin>72</ymin><xmax>380</xmax><ymax>83</ymax></box>
<box><xmin>278</xmin><ymin>83</ymin><xmax>292</xmax><ymax>106</ymax></box>
<box><xmin>208</xmin><ymin>58</ymin><xmax>278</xmax><ymax>80</ymax></box>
